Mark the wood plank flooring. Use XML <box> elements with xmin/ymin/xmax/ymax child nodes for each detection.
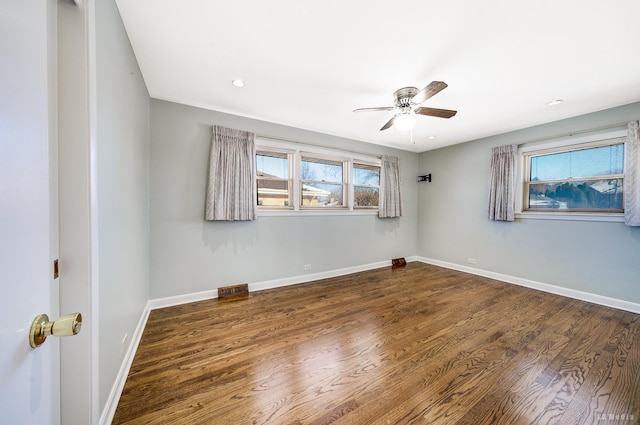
<box><xmin>113</xmin><ymin>263</ymin><xmax>640</xmax><ymax>425</ymax></box>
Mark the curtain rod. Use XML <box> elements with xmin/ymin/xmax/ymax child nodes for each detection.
<box><xmin>256</xmin><ymin>134</ymin><xmax>383</xmax><ymax>160</ymax></box>
<box><xmin>517</xmin><ymin>121</ymin><xmax>628</xmax><ymax>147</ymax></box>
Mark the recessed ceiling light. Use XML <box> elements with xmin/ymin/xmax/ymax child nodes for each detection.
<box><xmin>231</xmin><ymin>79</ymin><xmax>245</xmax><ymax>88</ymax></box>
<box><xmin>427</xmin><ymin>135</ymin><xmax>436</xmax><ymax>140</ymax></box>
<box><xmin>547</xmin><ymin>99</ymin><xmax>564</xmax><ymax>106</ymax></box>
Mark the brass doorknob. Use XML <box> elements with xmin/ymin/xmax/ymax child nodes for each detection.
<box><xmin>29</xmin><ymin>313</ymin><xmax>82</xmax><ymax>348</ymax></box>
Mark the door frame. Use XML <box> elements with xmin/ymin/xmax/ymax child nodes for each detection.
<box><xmin>57</xmin><ymin>0</ymin><xmax>98</xmax><ymax>422</ymax></box>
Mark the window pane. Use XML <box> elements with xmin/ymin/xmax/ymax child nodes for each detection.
<box><xmin>301</xmin><ymin>156</ymin><xmax>343</xmax><ymax>183</ymax></box>
<box><xmin>301</xmin><ymin>183</ymin><xmax>343</xmax><ymax>207</ymax></box>
<box><xmin>257</xmin><ymin>152</ymin><xmax>288</xmax><ymax>179</ymax></box>
<box><xmin>354</xmin><ymin>163</ymin><xmax>380</xmax><ymax>185</ymax></box>
<box><xmin>354</xmin><ymin>186</ymin><xmax>379</xmax><ymax>207</ymax></box>
<box><xmin>257</xmin><ymin>179</ymin><xmax>290</xmax><ymax>207</ymax></box>
<box><xmin>528</xmin><ymin>178</ymin><xmax>623</xmax><ymax>211</ymax></box>
<box><xmin>530</xmin><ymin>143</ymin><xmax>624</xmax><ymax>181</ymax></box>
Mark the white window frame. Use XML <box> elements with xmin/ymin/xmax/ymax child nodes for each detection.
<box><xmin>352</xmin><ymin>160</ymin><xmax>381</xmax><ymax>209</ymax></box>
<box><xmin>300</xmin><ymin>152</ymin><xmax>349</xmax><ymax>210</ymax></box>
<box><xmin>256</xmin><ymin>147</ymin><xmax>294</xmax><ymax>210</ymax></box>
<box><xmin>255</xmin><ymin>137</ymin><xmax>381</xmax><ymax>216</ymax></box>
<box><xmin>516</xmin><ymin>129</ymin><xmax>627</xmax><ymax>222</ymax></box>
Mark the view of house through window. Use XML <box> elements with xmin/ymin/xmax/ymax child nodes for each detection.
<box><xmin>523</xmin><ymin>139</ymin><xmax>625</xmax><ymax>212</ymax></box>
<box><xmin>256</xmin><ymin>141</ymin><xmax>382</xmax><ymax>213</ymax></box>
<box><xmin>300</xmin><ymin>155</ymin><xmax>345</xmax><ymax>207</ymax></box>
<box><xmin>256</xmin><ymin>150</ymin><xmax>292</xmax><ymax>207</ymax></box>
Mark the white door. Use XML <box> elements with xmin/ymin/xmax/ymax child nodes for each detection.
<box><xmin>1</xmin><ymin>1</ymin><xmax>94</xmax><ymax>424</ymax></box>
<box><xmin>0</xmin><ymin>1</ymin><xmax>61</xmax><ymax>424</ymax></box>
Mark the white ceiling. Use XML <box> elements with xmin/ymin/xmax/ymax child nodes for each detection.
<box><xmin>115</xmin><ymin>0</ymin><xmax>640</xmax><ymax>153</ymax></box>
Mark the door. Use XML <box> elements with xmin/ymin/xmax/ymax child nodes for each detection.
<box><xmin>1</xmin><ymin>1</ymin><xmax>94</xmax><ymax>424</ymax></box>
<box><xmin>0</xmin><ymin>1</ymin><xmax>61</xmax><ymax>424</ymax></box>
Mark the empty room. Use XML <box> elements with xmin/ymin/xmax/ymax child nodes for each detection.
<box><xmin>2</xmin><ymin>1</ymin><xmax>640</xmax><ymax>424</ymax></box>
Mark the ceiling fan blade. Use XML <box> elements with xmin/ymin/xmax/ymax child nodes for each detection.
<box><xmin>380</xmin><ymin>115</ymin><xmax>397</xmax><ymax>131</ymax></box>
<box><xmin>415</xmin><ymin>107</ymin><xmax>457</xmax><ymax>119</ymax></box>
<box><xmin>411</xmin><ymin>81</ymin><xmax>448</xmax><ymax>105</ymax></box>
<box><xmin>353</xmin><ymin>106</ymin><xmax>396</xmax><ymax>112</ymax></box>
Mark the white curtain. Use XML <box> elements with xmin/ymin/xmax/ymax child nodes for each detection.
<box><xmin>379</xmin><ymin>155</ymin><xmax>402</xmax><ymax>218</ymax></box>
<box><xmin>625</xmin><ymin>120</ymin><xmax>640</xmax><ymax>226</ymax></box>
<box><xmin>487</xmin><ymin>144</ymin><xmax>518</xmax><ymax>221</ymax></box>
<box><xmin>205</xmin><ymin>126</ymin><xmax>256</xmax><ymax>221</ymax></box>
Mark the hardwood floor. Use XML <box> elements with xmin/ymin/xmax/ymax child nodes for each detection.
<box><xmin>113</xmin><ymin>263</ymin><xmax>640</xmax><ymax>424</ymax></box>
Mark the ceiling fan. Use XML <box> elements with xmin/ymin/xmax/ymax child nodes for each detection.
<box><xmin>354</xmin><ymin>81</ymin><xmax>457</xmax><ymax>131</ymax></box>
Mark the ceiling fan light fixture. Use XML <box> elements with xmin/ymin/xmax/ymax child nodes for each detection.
<box><xmin>394</xmin><ymin>113</ymin><xmax>416</xmax><ymax>131</ymax></box>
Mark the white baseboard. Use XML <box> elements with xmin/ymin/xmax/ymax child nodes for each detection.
<box><xmin>249</xmin><ymin>259</ymin><xmax>397</xmax><ymax>293</ymax></box>
<box><xmin>416</xmin><ymin>256</ymin><xmax>640</xmax><ymax>314</ymax></box>
<box><xmin>146</xmin><ymin>289</ymin><xmax>219</xmax><ymax>311</ymax></box>
<box><xmin>100</xmin><ymin>254</ymin><xmax>638</xmax><ymax>423</ymax></box>
<box><xmin>99</xmin><ymin>304</ymin><xmax>151</xmax><ymax>425</ymax></box>
<box><xmin>99</xmin><ymin>257</ymin><xmax>410</xmax><ymax>422</ymax></box>
<box><xmin>147</xmin><ymin>258</ymin><xmax>414</xmax><ymax>311</ymax></box>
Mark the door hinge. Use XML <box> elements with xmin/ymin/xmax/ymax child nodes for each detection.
<box><xmin>54</xmin><ymin>259</ymin><xmax>59</xmax><ymax>280</ymax></box>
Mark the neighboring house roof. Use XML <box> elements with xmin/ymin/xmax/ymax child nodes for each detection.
<box><xmin>258</xmin><ymin>173</ymin><xmax>331</xmax><ymax>197</ymax></box>
<box><xmin>589</xmin><ymin>180</ymin><xmax>623</xmax><ymax>195</ymax></box>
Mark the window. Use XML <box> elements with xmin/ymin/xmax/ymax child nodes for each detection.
<box><xmin>256</xmin><ymin>149</ymin><xmax>292</xmax><ymax>208</ymax></box>
<box><xmin>521</xmin><ymin>134</ymin><xmax>625</xmax><ymax>215</ymax></box>
<box><xmin>255</xmin><ymin>138</ymin><xmax>382</xmax><ymax>215</ymax></box>
<box><xmin>353</xmin><ymin>162</ymin><xmax>380</xmax><ymax>208</ymax></box>
<box><xmin>300</xmin><ymin>154</ymin><xmax>346</xmax><ymax>208</ymax></box>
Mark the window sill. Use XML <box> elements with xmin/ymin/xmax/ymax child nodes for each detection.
<box><xmin>515</xmin><ymin>211</ymin><xmax>624</xmax><ymax>223</ymax></box>
<box><xmin>257</xmin><ymin>209</ymin><xmax>379</xmax><ymax>217</ymax></box>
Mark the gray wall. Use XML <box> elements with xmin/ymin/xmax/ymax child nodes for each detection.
<box><xmin>96</xmin><ymin>0</ymin><xmax>150</xmax><ymax>412</ymax></box>
<box><xmin>91</xmin><ymin>5</ymin><xmax>640</xmax><ymax>417</ymax></box>
<box><xmin>418</xmin><ymin>102</ymin><xmax>640</xmax><ymax>304</ymax></box>
<box><xmin>150</xmin><ymin>99</ymin><xmax>418</xmax><ymax>299</ymax></box>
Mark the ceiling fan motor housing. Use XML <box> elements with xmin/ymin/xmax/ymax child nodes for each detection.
<box><xmin>394</xmin><ymin>87</ymin><xmax>419</xmax><ymax>107</ymax></box>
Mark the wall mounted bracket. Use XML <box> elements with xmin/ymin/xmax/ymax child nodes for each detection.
<box><xmin>417</xmin><ymin>174</ymin><xmax>432</xmax><ymax>182</ymax></box>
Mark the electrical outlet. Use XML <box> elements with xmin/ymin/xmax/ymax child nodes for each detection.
<box><xmin>304</xmin><ymin>264</ymin><xmax>312</xmax><ymax>271</ymax></box>
<box><xmin>121</xmin><ymin>333</ymin><xmax>128</xmax><ymax>355</ymax></box>
<box><xmin>467</xmin><ymin>258</ymin><xmax>478</xmax><ymax>265</ymax></box>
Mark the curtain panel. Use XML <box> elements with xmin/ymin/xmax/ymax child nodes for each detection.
<box><xmin>205</xmin><ymin>126</ymin><xmax>256</xmax><ymax>221</ymax></box>
<box><xmin>625</xmin><ymin>120</ymin><xmax>640</xmax><ymax>226</ymax></box>
<box><xmin>487</xmin><ymin>144</ymin><xmax>518</xmax><ymax>221</ymax></box>
<box><xmin>379</xmin><ymin>155</ymin><xmax>402</xmax><ymax>218</ymax></box>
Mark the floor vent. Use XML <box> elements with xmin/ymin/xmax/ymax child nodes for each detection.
<box><xmin>391</xmin><ymin>257</ymin><xmax>407</xmax><ymax>269</ymax></box>
<box><xmin>217</xmin><ymin>283</ymin><xmax>249</xmax><ymax>301</ymax></box>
